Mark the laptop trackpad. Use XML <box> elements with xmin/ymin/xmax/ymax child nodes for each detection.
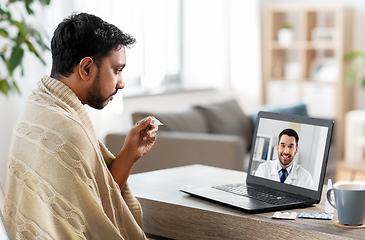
<box><xmin>192</xmin><ymin>188</ymin><xmax>271</xmax><ymax>209</ymax></box>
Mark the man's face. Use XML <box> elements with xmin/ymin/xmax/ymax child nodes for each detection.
<box><xmin>277</xmin><ymin>134</ymin><xmax>298</xmax><ymax>168</ymax></box>
<box><xmin>86</xmin><ymin>46</ymin><xmax>126</xmax><ymax>109</ymax></box>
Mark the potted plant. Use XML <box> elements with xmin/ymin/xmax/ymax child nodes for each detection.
<box><xmin>0</xmin><ymin>0</ymin><xmax>51</xmax><ymax>96</ymax></box>
<box><xmin>277</xmin><ymin>22</ymin><xmax>294</xmax><ymax>46</ymax></box>
<box><xmin>344</xmin><ymin>50</ymin><xmax>365</xmax><ymax>88</ymax></box>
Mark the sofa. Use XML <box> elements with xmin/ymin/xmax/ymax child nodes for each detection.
<box><xmin>105</xmin><ymin>99</ymin><xmax>308</xmax><ymax>174</ymax></box>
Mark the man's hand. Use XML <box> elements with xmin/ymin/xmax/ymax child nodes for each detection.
<box><xmin>122</xmin><ymin>116</ymin><xmax>158</xmax><ymax>161</ymax></box>
<box><xmin>109</xmin><ymin>117</ymin><xmax>158</xmax><ymax>189</ymax></box>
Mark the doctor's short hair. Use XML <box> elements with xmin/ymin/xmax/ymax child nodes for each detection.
<box><xmin>278</xmin><ymin>128</ymin><xmax>299</xmax><ymax>146</ymax></box>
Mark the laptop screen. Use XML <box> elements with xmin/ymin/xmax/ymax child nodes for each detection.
<box><xmin>247</xmin><ymin>111</ymin><xmax>334</xmax><ymax>201</ymax></box>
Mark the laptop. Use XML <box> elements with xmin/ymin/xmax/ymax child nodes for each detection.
<box><xmin>180</xmin><ymin>111</ymin><xmax>334</xmax><ymax>213</ymax></box>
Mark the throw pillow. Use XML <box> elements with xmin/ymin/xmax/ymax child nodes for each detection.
<box><xmin>194</xmin><ymin>99</ymin><xmax>254</xmax><ymax>150</ymax></box>
<box><xmin>132</xmin><ymin>108</ymin><xmax>209</xmax><ymax>133</ymax></box>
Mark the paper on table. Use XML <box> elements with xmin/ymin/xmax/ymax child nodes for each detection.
<box><xmin>272</xmin><ymin>211</ymin><xmax>297</xmax><ymax>220</ymax></box>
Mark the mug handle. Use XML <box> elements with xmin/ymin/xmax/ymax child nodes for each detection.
<box><xmin>326</xmin><ymin>188</ymin><xmax>337</xmax><ymax>210</ymax></box>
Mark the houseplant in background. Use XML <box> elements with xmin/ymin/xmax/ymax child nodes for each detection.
<box><xmin>277</xmin><ymin>22</ymin><xmax>293</xmax><ymax>47</ymax></box>
<box><xmin>344</xmin><ymin>50</ymin><xmax>365</xmax><ymax>88</ymax></box>
<box><xmin>0</xmin><ymin>0</ymin><xmax>51</xmax><ymax>96</ymax></box>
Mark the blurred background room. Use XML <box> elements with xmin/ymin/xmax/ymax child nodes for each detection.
<box><xmin>2</xmin><ymin>0</ymin><xmax>365</xmax><ymax>196</ymax></box>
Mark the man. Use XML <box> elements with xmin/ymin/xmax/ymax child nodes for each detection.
<box><xmin>255</xmin><ymin>128</ymin><xmax>314</xmax><ymax>190</ymax></box>
<box><xmin>4</xmin><ymin>13</ymin><xmax>155</xmax><ymax>239</ymax></box>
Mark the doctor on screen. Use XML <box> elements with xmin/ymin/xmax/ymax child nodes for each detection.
<box><xmin>255</xmin><ymin>128</ymin><xmax>315</xmax><ymax>190</ymax></box>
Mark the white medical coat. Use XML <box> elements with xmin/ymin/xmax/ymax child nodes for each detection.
<box><xmin>255</xmin><ymin>159</ymin><xmax>315</xmax><ymax>190</ymax></box>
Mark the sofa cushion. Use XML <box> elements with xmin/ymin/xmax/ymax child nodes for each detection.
<box><xmin>194</xmin><ymin>99</ymin><xmax>253</xmax><ymax>149</ymax></box>
<box><xmin>132</xmin><ymin>108</ymin><xmax>209</xmax><ymax>133</ymax></box>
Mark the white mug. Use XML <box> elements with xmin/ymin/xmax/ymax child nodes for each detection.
<box><xmin>326</xmin><ymin>184</ymin><xmax>365</xmax><ymax>226</ymax></box>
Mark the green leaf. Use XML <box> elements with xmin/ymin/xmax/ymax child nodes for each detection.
<box><xmin>12</xmin><ymin>80</ymin><xmax>21</xmax><ymax>94</ymax></box>
<box><xmin>39</xmin><ymin>0</ymin><xmax>51</xmax><ymax>6</ymax></box>
<box><xmin>344</xmin><ymin>50</ymin><xmax>365</xmax><ymax>62</ymax></box>
<box><xmin>8</xmin><ymin>46</ymin><xmax>24</xmax><ymax>74</ymax></box>
<box><xmin>346</xmin><ymin>70</ymin><xmax>356</xmax><ymax>85</ymax></box>
<box><xmin>36</xmin><ymin>37</ymin><xmax>50</xmax><ymax>51</ymax></box>
<box><xmin>0</xmin><ymin>4</ymin><xmax>9</xmax><ymax>15</ymax></box>
<box><xmin>11</xmin><ymin>20</ymin><xmax>28</xmax><ymax>39</ymax></box>
<box><xmin>27</xmin><ymin>26</ymin><xmax>50</xmax><ymax>51</ymax></box>
<box><xmin>0</xmin><ymin>29</ymin><xmax>8</xmax><ymax>37</ymax></box>
<box><xmin>35</xmin><ymin>30</ymin><xmax>50</xmax><ymax>50</ymax></box>
<box><xmin>0</xmin><ymin>0</ymin><xmax>51</xmax><ymax>97</ymax></box>
<box><xmin>0</xmin><ymin>80</ymin><xmax>10</xmax><ymax>95</ymax></box>
<box><xmin>346</xmin><ymin>63</ymin><xmax>359</xmax><ymax>84</ymax></box>
<box><xmin>26</xmin><ymin>40</ymin><xmax>46</xmax><ymax>65</ymax></box>
<box><xmin>0</xmin><ymin>53</ymin><xmax>5</xmax><ymax>62</ymax></box>
<box><xmin>20</xmin><ymin>62</ymin><xmax>24</xmax><ymax>76</ymax></box>
<box><xmin>26</xmin><ymin>40</ymin><xmax>36</xmax><ymax>52</ymax></box>
<box><xmin>25</xmin><ymin>2</ymin><xmax>34</xmax><ymax>15</ymax></box>
<box><xmin>345</xmin><ymin>55</ymin><xmax>365</xmax><ymax>85</ymax></box>
<box><xmin>24</xmin><ymin>0</ymin><xmax>35</xmax><ymax>5</ymax></box>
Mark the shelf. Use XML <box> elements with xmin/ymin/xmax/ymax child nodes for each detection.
<box><xmin>263</xmin><ymin>4</ymin><xmax>354</xmax><ymax>159</ymax></box>
<box><xmin>267</xmin><ymin>77</ymin><xmax>338</xmax><ymax>83</ymax></box>
<box><xmin>269</xmin><ymin>41</ymin><xmax>338</xmax><ymax>50</ymax></box>
<box><xmin>253</xmin><ymin>134</ymin><xmax>273</xmax><ymax>161</ymax></box>
<box><xmin>269</xmin><ymin>41</ymin><xmax>306</xmax><ymax>49</ymax></box>
<box><xmin>253</xmin><ymin>159</ymin><xmax>266</xmax><ymax>163</ymax></box>
<box><xmin>307</xmin><ymin>41</ymin><xmax>339</xmax><ymax>50</ymax></box>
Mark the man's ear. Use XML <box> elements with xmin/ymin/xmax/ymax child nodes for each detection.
<box><xmin>78</xmin><ymin>57</ymin><xmax>94</xmax><ymax>81</ymax></box>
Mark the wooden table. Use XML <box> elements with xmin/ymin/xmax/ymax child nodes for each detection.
<box><xmin>128</xmin><ymin>164</ymin><xmax>364</xmax><ymax>239</ymax></box>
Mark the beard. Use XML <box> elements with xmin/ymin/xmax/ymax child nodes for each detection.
<box><xmin>86</xmin><ymin>69</ymin><xmax>118</xmax><ymax>110</ymax></box>
<box><xmin>278</xmin><ymin>152</ymin><xmax>294</xmax><ymax>167</ymax></box>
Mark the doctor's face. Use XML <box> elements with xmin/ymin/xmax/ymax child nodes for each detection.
<box><xmin>277</xmin><ymin>134</ymin><xmax>298</xmax><ymax>168</ymax></box>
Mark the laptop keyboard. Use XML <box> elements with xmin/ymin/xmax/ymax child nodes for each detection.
<box><xmin>213</xmin><ymin>183</ymin><xmax>302</xmax><ymax>205</ymax></box>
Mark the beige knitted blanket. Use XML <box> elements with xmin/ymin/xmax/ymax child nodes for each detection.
<box><xmin>4</xmin><ymin>76</ymin><xmax>146</xmax><ymax>239</ymax></box>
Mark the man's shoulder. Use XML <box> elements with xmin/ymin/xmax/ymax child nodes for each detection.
<box><xmin>21</xmin><ymin>104</ymin><xmax>81</xmax><ymax>130</ymax></box>
<box><xmin>18</xmin><ymin>103</ymin><xmax>90</xmax><ymax>146</ymax></box>
<box><xmin>17</xmin><ymin>90</ymin><xmax>98</xmax><ymax>152</ymax></box>
<box><xmin>24</xmin><ymin>90</ymin><xmax>84</xmax><ymax>127</ymax></box>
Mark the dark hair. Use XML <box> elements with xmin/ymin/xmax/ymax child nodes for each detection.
<box><xmin>278</xmin><ymin>128</ymin><xmax>299</xmax><ymax>145</ymax></box>
<box><xmin>50</xmin><ymin>12</ymin><xmax>136</xmax><ymax>78</ymax></box>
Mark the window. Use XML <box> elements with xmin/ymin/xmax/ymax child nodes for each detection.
<box><xmin>74</xmin><ymin>0</ymin><xmax>182</xmax><ymax>95</ymax></box>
